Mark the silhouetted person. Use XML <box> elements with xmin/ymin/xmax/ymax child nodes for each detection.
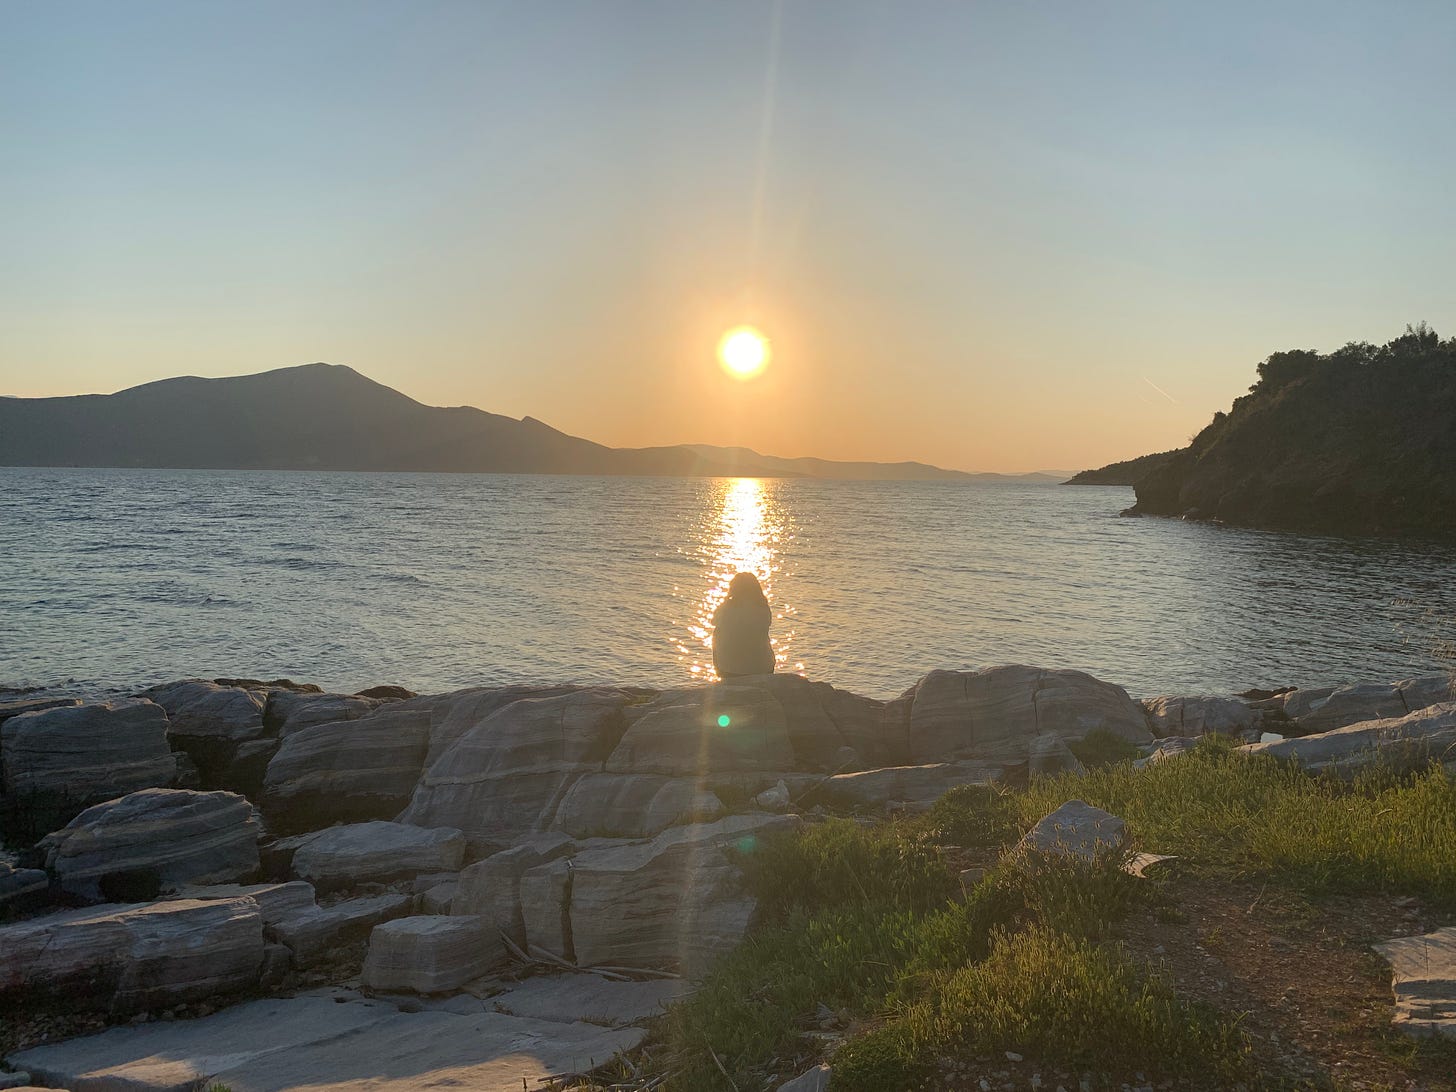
<box><xmin>712</xmin><ymin>571</ymin><xmax>775</xmax><ymax>679</ymax></box>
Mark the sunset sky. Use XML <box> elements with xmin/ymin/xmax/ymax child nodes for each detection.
<box><xmin>4</xmin><ymin>1</ymin><xmax>1453</xmax><ymax>473</ymax></box>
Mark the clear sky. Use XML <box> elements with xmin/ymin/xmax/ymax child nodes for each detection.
<box><xmin>3</xmin><ymin>2</ymin><xmax>1453</xmax><ymax>473</ymax></box>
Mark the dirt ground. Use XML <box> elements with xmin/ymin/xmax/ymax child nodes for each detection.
<box><xmin>1116</xmin><ymin>874</ymin><xmax>1456</xmax><ymax>1091</ymax></box>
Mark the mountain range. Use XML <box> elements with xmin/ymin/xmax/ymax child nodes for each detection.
<box><xmin>0</xmin><ymin>363</ymin><xmax>1062</xmax><ymax>482</ymax></box>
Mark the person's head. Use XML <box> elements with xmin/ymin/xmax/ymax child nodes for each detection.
<box><xmin>727</xmin><ymin>571</ymin><xmax>766</xmax><ymax>601</ymax></box>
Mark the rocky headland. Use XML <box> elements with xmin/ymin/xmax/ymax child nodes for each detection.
<box><xmin>1070</xmin><ymin>325</ymin><xmax>1456</xmax><ymax>537</ymax></box>
<box><xmin>2</xmin><ymin>666</ymin><xmax>1454</xmax><ymax>1091</ymax></box>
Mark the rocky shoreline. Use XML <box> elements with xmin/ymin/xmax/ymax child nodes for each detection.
<box><xmin>2</xmin><ymin>666</ymin><xmax>1454</xmax><ymax>1091</ymax></box>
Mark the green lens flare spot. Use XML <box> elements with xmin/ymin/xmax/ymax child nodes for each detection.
<box><xmin>717</xmin><ymin>714</ymin><xmax>732</xmax><ymax>728</ymax></box>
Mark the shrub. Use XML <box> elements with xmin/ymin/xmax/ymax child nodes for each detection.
<box><xmin>923</xmin><ymin>782</ymin><xmax>1019</xmax><ymax>846</ymax></box>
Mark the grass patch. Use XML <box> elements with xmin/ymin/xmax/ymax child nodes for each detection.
<box><xmin>834</xmin><ymin>926</ymin><xmax>1249</xmax><ymax>1090</ymax></box>
<box><xmin>657</xmin><ymin>740</ymin><xmax>1456</xmax><ymax>1089</ymax></box>
<box><xmin>1067</xmin><ymin>728</ymin><xmax>1145</xmax><ymax>768</ymax></box>
<box><xmin>1004</xmin><ymin>740</ymin><xmax>1456</xmax><ymax>907</ymax></box>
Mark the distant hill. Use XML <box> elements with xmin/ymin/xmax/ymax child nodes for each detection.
<box><xmin>1125</xmin><ymin>326</ymin><xmax>1456</xmax><ymax>536</ymax></box>
<box><xmin>0</xmin><ymin>363</ymin><xmax>1048</xmax><ymax>482</ymax></box>
<box><xmin>1064</xmin><ymin>450</ymin><xmax>1179</xmax><ymax>486</ymax></box>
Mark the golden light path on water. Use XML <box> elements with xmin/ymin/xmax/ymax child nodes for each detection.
<box><xmin>675</xmin><ymin>477</ymin><xmax>800</xmax><ymax>680</ymax></box>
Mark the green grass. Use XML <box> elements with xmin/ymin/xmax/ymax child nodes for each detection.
<box><xmin>656</xmin><ymin>740</ymin><xmax>1456</xmax><ymax>1089</ymax></box>
<box><xmin>1008</xmin><ymin>739</ymin><xmax>1456</xmax><ymax>907</ymax></box>
<box><xmin>1066</xmin><ymin>727</ymin><xmax>1145</xmax><ymax>768</ymax></box>
<box><xmin>833</xmin><ymin>926</ymin><xmax>1248</xmax><ymax>1090</ymax></box>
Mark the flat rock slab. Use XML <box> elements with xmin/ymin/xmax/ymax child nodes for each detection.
<box><xmin>7</xmin><ymin>993</ymin><xmax>645</xmax><ymax>1092</ymax></box>
<box><xmin>490</xmin><ymin>974</ymin><xmax>689</xmax><ymax>1026</ymax></box>
<box><xmin>1373</xmin><ymin>926</ymin><xmax>1456</xmax><ymax>1039</ymax></box>
<box><xmin>212</xmin><ymin>1007</ymin><xmax>644</xmax><ymax>1092</ymax></box>
<box><xmin>271</xmin><ymin>892</ymin><xmax>413</xmax><ymax>966</ymax></box>
<box><xmin>10</xmin><ymin>994</ymin><xmax>398</xmax><ymax>1092</ymax></box>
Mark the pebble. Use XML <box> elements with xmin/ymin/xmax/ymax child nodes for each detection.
<box><xmin>1006</xmin><ymin>1051</ymin><xmax>1024</xmax><ymax>1062</ymax></box>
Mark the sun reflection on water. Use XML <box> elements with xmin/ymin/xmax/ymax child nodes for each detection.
<box><xmin>675</xmin><ymin>478</ymin><xmax>799</xmax><ymax>680</ymax></box>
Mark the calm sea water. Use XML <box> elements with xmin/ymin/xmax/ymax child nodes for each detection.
<box><xmin>1</xmin><ymin>468</ymin><xmax>1452</xmax><ymax>700</ymax></box>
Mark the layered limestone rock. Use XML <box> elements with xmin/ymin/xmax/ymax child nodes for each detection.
<box><xmin>1241</xmin><ymin>702</ymin><xmax>1456</xmax><ymax>777</ymax></box>
<box><xmin>0</xmin><ymin>897</ymin><xmax>263</xmax><ymax>1015</ymax></box>
<box><xmin>1373</xmin><ymin>926</ymin><xmax>1456</xmax><ymax>1039</ymax></box>
<box><xmin>261</xmin><ymin>701</ymin><xmax>434</xmax><ymax>834</ymax></box>
<box><xmin>361</xmin><ymin>915</ymin><xmax>494</xmax><ymax>993</ymax></box>
<box><xmin>13</xmin><ymin>998</ymin><xmax>647</xmax><ymax>1092</ymax></box>
<box><xmin>400</xmin><ymin>689</ymin><xmax>631</xmax><ymax>853</ymax></box>
<box><xmin>423</xmin><ymin>684</ymin><xmax>588</xmax><ymax>766</ymax></box>
<box><xmin>450</xmin><ymin>833</ymin><xmax>576</xmax><ymax>958</ymax></box>
<box><xmin>605</xmin><ymin>685</ymin><xmax>796</xmax><ymax>776</ymax></box>
<box><xmin>1141</xmin><ymin>694</ymin><xmax>1259</xmax><ymax>737</ymax></box>
<box><xmin>0</xmin><ymin>698</ymin><xmax>175</xmax><ymax>806</ymax></box>
<box><xmin>564</xmin><ymin>813</ymin><xmax>799</xmax><ymax>974</ymax></box>
<box><xmin>270</xmin><ymin>893</ymin><xmax>414</xmax><ymax>966</ymax></box>
<box><xmin>143</xmin><ymin>680</ymin><xmax>269</xmax><ymax>787</ymax></box>
<box><xmin>290</xmin><ymin>821</ymin><xmax>465</xmax><ymax>892</ymax></box>
<box><xmin>552</xmin><ymin>772</ymin><xmax>722</xmax><ymax>839</ymax></box>
<box><xmin>265</xmin><ymin>690</ymin><xmax>383</xmax><ymax>737</ymax></box>
<box><xmin>807</xmin><ymin>762</ymin><xmax>991</xmax><ymax>810</ymax></box>
<box><xmin>0</xmin><ymin>862</ymin><xmax>49</xmax><ymax>916</ymax></box>
<box><xmin>1279</xmin><ymin>677</ymin><xmax>1456</xmax><ymax>734</ymax></box>
<box><xmin>40</xmin><ymin>788</ymin><xmax>259</xmax><ymax>901</ymax></box>
<box><xmin>890</xmin><ymin>665</ymin><xmax>1151</xmax><ymax>767</ymax></box>
<box><xmin>171</xmin><ymin>880</ymin><xmax>317</xmax><ymax>925</ymax></box>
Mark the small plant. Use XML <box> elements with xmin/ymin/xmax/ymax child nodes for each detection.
<box><xmin>1067</xmin><ymin>728</ymin><xmax>1144</xmax><ymax>769</ymax></box>
<box><xmin>923</xmin><ymin>782</ymin><xmax>1020</xmax><ymax>846</ymax></box>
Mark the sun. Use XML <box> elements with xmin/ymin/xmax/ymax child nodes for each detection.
<box><xmin>717</xmin><ymin>326</ymin><xmax>771</xmax><ymax>380</ymax></box>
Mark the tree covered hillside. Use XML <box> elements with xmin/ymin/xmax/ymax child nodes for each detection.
<box><xmin>1132</xmin><ymin>325</ymin><xmax>1456</xmax><ymax>536</ymax></box>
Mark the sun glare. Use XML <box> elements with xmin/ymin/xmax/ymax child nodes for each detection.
<box><xmin>717</xmin><ymin>326</ymin><xmax>770</xmax><ymax>379</ymax></box>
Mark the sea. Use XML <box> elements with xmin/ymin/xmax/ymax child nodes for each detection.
<box><xmin>2</xmin><ymin>467</ymin><xmax>1452</xmax><ymax>701</ymax></box>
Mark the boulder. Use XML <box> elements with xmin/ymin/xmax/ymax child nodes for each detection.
<box><xmin>890</xmin><ymin>665</ymin><xmax>1151</xmax><ymax>767</ymax></box>
<box><xmin>552</xmin><ymin>772</ymin><xmax>722</xmax><ymax>839</ymax></box>
<box><xmin>143</xmin><ymin>680</ymin><xmax>267</xmax><ymax>788</ymax></box>
<box><xmin>807</xmin><ymin>762</ymin><xmax>991</xmax><ymax>810</ymax></box>
<box><xmin>1373</xmin><ymin>926</ymin><xmax>1456</xmax><ymax>1039</ymax></box>
<box><xmin>226</xmin><ymin>738</ymin><xmax>280</xmax><ymax>800</ymax></box>
<box><xmin>567</xmin><ymin>813</ymin><xmax>799</xmax><ymax>974</ymax></box>
<box><xmin>605</xmin><ymin>684</ymin><xmax>795</xmax><ymax>776</ymax></box>
<box><xmin>0</xmin><ymin>699</ymin><xmax>175</xmax><ymax>822</ymax></box>
<box><xmin>265</xmin><ymin>690</ymin><xmax>382</xmax><ymax>737</ymax></box>
<box><xmin>170</xmin><ymin>880</ymin><xmax>317</xmax><ymax>925</ymax></box>
<box><xmin>755</xmin><ymin>779</ymin><xmax>792</xmax><ymax>812</ymax></box>
<box><xmin>271</xmin><ymin>893</ymin><xmax>413</xmax><ymax>966</ymax></box>
<box><xmin>1398</xmin><ymin>676</ymin><xmax>1456</xmax><ymax>714</ymax></box>
<box><xmin>0</xmin><ymin>897</ymin><xmax>263</xmax><ymax>1015</ymax></box>
<box><xmin>362</xmin><ymin>915</ymin><xmax>494</xmax><ymax>994</ymax></box>
<box><xmin>400</xmin><ymin>690</ymin><xmax>631</xmax><ymax>853</ymax></box>
<box><xmin>1134</xmin><ymin>736</ymin><xmax>1201</xmax><ymax>768</ymax></box>
<box><xmin>1141</xmin><ymin>695</ymin><xmax>1258</xmax><ymax>737</ymax></box>
<box><xmin>261</xmin><ymin>702</ymin><xmax>433</xmax><ymax>834</ymax></box>
<box><xmin>40</xmin><ymin>788</ymin><xmax>259</xmax><ymax>901</ymax></box>
<box><xmin>0</xmin><ymin>695</ymin><xmax>79</xmax><ymax>723</ymax></box>
<box><xmin>1028</xmin><ymin>733</ymin><xmax>1085</xmax><ymax>778</ymax></box>
<box><xmin>1280</xmin><ymin>682</ymin><xmax>1411</xmax><ymax>734</ymax></box>
<box><xmin>450</xmin><ymin>833</ymin><xmax>576</xmax><ymax>957</ymax></box>
<box><xmin>290</xmin><ymin>821</ymin><xmax>465</xmax><ymax>892</ymax></box>
<box><xmin>423</xmin><ymin>685</ymin><xmax>589</xmax><ymax>766</ymax></box>
<box><xmin>1017</xmin><ymin>800</ymin><xmax>1127</xmax><ymax>862</ymax></box>
<box><xmin>0</xmin><ymin>862</ymin><xmax>49</xmax><ymax>916</ymax></box>
<box><xmin>419</xmin><ymin>881</ymin><xmax>457</xmax><ymax>915</ymax></box>
<box><xmin>745</xmin><ymin>674</ymin><xmax>896</xmax><ymax>769</ymax></box>
<box><xmin>1240</xmin><ymin>702</ymin><xmax>1456</xmax><ymax>777</ymax></box>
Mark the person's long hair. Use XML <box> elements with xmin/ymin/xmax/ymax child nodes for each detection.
<box><xmin>725</xmin><ymin>571</ymin><xmax>767</xmax><ymax>604</ymax></box>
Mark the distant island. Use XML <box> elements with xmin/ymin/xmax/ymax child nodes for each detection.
<box><xmin>0</xmin><ymin>363</ymin><xmax>1061</xmax><ymax>483</ymax></box>
<box><xmin>1066</xmin><ymin>326</ymin><xmax>1456</xmax><ymax>537</ymax></box>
